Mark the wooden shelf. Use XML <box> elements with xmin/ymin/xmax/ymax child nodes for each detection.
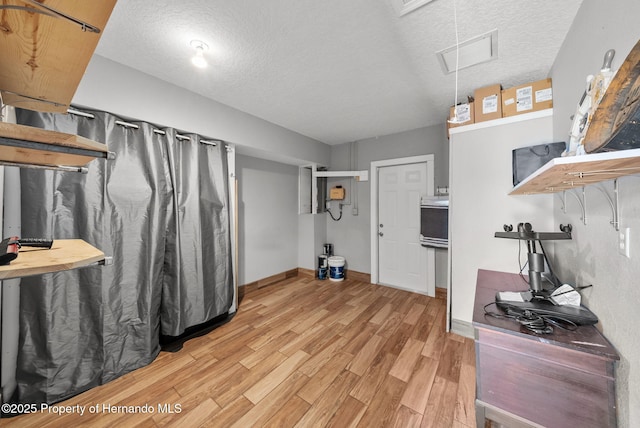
<box><xmin>449</xmin><ymin>109</ymin><xmax>553</xmax><ymax>135</ymax></box>
<box><xmin>0</xmin><ymin>239</ymin><xmax>105</xmax><ymax>280</ymax></box>
<box><xmin>0</xmin><ymin>0</ymin><xmax>117</xmax><ymax>113</ymax></box>
<box><xmin>0</xmin><ymin>122</ymin><xmax>109</xmax><ymax>168</ymax></box>
<box><xmin>510</xmin><ymin>148</ymin><xmax>640</xmax><ymax>195</ymax></box>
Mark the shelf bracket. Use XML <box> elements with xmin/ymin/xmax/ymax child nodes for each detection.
<box><xmin>558</xmin><ymin>192</ymin><xmax>566</xmax><ymax>213</ymax></box>
<box><xmin>0</xmin><ymin>160</ymin><xmax>88</xmax><ymax>174</ymax></box>
<box><xmin>313</xmin><ymin>169</ymin><xmax>369</xmax><ymax>181</ymax></box>
<box><xmin>0</xmin><ymin>135</ymin><xmax>110</xmax><ymax>160</ymax></box>
<box><xmin>0</xmin><ymin>1</ymin><xmax>102</xmax><ymax>33</ymax></box>
<box><xmin>562</xmin><ymin>188</ymin><xmax>587</xmax><ymax>225</ymax></box>
<box><xmin>590</xmin><ymin>179</ymin><xmax>619</xmax><ymax>231</ymax></box>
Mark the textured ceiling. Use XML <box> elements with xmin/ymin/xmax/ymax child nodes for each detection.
<box><xmin>95</xmin><ymin>0</ymin><xmax>583</xmax><ymax>145</ymax></box>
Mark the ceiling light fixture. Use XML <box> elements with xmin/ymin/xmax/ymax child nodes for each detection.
<box><xmin>190</xmin><ymin>40</ymin><xmax>209</xmax><ymax>68</ymax></box>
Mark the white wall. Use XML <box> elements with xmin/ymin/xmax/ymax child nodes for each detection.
<box><xmin>74</xmin><ymin>55</ymin><xmax>331</xmax><ymax>167</ymax></box>
<box><xmin>550</xmin><ymin>1</ymin><xmax>640</xmax><ymax>426</ymax></box>
<box><xmin>448</xmin><ymin>113</ymin><xmax>555</xmax><ymax>335</ymax></box>
<box><xmin>324</xmin><ymin>124</ymin><xmax>449</xmax><ymax>286</ymax></box>
<box><xmin>297</xmin><ymin>212</ymin><xmax>327</xmax><ymax>271</ymax></box>
<box><xmin>236</xmin><ymin>155</ymin><xmax>299</xmax><ymax>285</ymax></box>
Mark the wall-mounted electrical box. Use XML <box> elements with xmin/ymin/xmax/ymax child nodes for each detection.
<box><xmin>330</xmin><ymin>186</ymin><xmax>345</xmax><ymax>200</ymax></box>
<box><xmin>299</xmin><ymin>165</ymin><xmax>368</xmax><ymax>215</ymax></box>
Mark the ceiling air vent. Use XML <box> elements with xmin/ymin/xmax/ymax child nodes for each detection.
<box><xmin>436</xmin><ymin>29</ymin><xmax>499</xmax><ymax>74</ymax></box>
<box><xmin>391</xmin><ymin>0</ymin><xmax>436</xmax><ymax>17</ymax></box>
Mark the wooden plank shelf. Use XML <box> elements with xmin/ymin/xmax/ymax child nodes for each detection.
<box><xmin>0</xmin><ymin>239</ymin><xmax>105</xmax><ymax>280</ymax></box>
<box><xmin>0</xmin><ymin>122</ymin><xmax>110</xmax><ymax>169</ymax></box>
<box><xmin>510</xmin><ymin>148</ymin><xmax>640</xmax><ymax>195</ymax></box>
<box><xmin>0</xmin><ymin>0</ymin><xmax>117</xmax><ymax>113</ymax></box>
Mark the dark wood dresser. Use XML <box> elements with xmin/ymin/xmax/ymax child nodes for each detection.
<box><xmin>473</xmin><ymin>269</ymin><xmax>619</xmax><ymax>427</ymax></box>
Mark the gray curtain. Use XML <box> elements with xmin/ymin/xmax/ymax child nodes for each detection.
<box><xmin>14</xmin><ymin>108</ymin><xmax>233</xmax><ymax>405</ymax></box>
<box><xmin>162</xmin><ymin>130</ymin><xmax>232</xmax><ymax>336</ymax></box>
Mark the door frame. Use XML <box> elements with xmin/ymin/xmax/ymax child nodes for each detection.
<box><xmin>370</xmin><ymin>154</ymin><xmax>434</xmax><ymax>287</ymax></box>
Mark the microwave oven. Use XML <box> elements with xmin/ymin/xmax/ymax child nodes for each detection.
<box><xmin>420</xmin><ymin>196</ymin><xmax>448</xmax><ymax>248</ymax></box>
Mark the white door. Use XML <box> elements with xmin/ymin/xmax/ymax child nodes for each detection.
<box><xmin>377</xmin><ymin>162</ymin><xmax>432</xmax><ymax>294</ymax></box>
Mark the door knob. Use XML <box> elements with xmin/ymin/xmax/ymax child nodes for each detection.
<box><xmin>378</xmin><ymin>232</ymin><xmax>384</xmax><ymax>237</ymax></box>
<box><xmin>379</xmin><ymin>224</ymin><xmax>384</xmax><ymax>228</ymax></box>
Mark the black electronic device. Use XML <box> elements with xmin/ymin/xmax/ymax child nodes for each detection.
<box><xmin>495</xmin><ymin>293</ymin><xmax>599</xmax><ymax>326</ymax></box>
<box><xmin>494</xmin><ymin>222</ymin><xmax>598</xmax><ymax>326</ymax></box>
<box><xmin>0</xmin><ymin>237</ymin><xmax>54</xmax><ymax>266</ymax></box>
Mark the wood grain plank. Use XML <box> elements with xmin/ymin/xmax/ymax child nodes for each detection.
<box><xmin>294</xmin><ymin>370</ymin><xmax>361</xmax><ymax>428</ymax></box>
<box><xmin>356</xmin><ymin>375</ymin><xmax>407</xmax><ymax>428</ymax></box>
<box><xmin>380</xmin><ymin>321</ymin><xmax>414</xmax><ymax>356</ymax></box>
<box><xmin>213</xmin><ymin>353</ymin><xmax>288</xmax><ymax>408</ymax></box>
<box><xmin>261</xmin><ymin>395</ymin><xmax>310</xmax><ymax>428</ymax></box>
<box><xmin>393</xmin><ymin>405</ymin><xmax>424</xmax><ymax>428</ymax></box>
<box><xmin>200</xmin><ymin>396</ymin><xmax>253</xmax><ymax>428</ymax></box>
<box><xmin>389</xmin><ymin>338</ymin><xmax>425</xmax><ymax>382</ymax></box>
<box><xmin>349</xmin><ymin>351</ymin><xmax>397</xmax><ymax>406</ymax></box>
<box><xmin>454</xmin><ymin>362</ymin><xmax>477</xmax><ymax>427</ymax></box>
<box><xmin>297</xmin><ymin>352</ymin><xmax>353</xmax><ymax>404</ymax></box>
<box><xmin>421</xmin><ymin>304</ymin><xmax>447</xmax><ymax>359</ymax></box>
<box><xmin>400</xmin><ymin>356</ymin><xmax>439</xmax><ymax>414</ymax></box>
<box><xmin>0</xmin><ymin>239</ymin><xmax>104</xmax><ymax>280</ymax></box>
<box><xmin>171</xmin><ymin>356</ymin><xmax>229</xmax><ymax>397</ymax></box>
<box><xmin>420</xmin><ymin>376</ymin><xmax>459</xmax><ymax>428</ymax></box>
<box><xmin>278</xmin><ymin>324</ymin><xmax>325</xmax><ymax>356</ymax></box>
<box><xmin>375</xmin><ymin>310</ymin><xmax>405</xmax><ymax>338</ymax></box>
<box><xmin>369</xmin><ymin>303</ymin><xmax>394</xmax><ymax>325</ymax></box>
<box><xmin>346</xmin><ymin>334</ymin><xmax>385</xmax><ymax>376</ymax></box>
<box><xmin>298</xmin><ymin>334</ymin><xmax>349</xmax><ymax>377</ymax></box>
<box><xmin>340</xmin><ymin>322</ymin><xmax>379</xmax><ymax>355</ymax></box>
<box><xmin>240</xmin><ymin>333</ymin><xmax>296</xmax><ymax>369</ymax></box>
<box><xmin>290</xmin><ymin>308</ymin><xmax>330</xmax><ymax>334</ymax></box>
<box><xmin>2</xmin><ymin>274</ymin><xmax>475</xmax><ymax>428</ymax></box>
<box><xmin>0</xmin><ymin>1</ymin><xmax>116</xmax><ymax>112</ymax></box>
<box><xmin>243</xmin><ymin>349</ymin><xmax>310</xmax><ymax>404</ymax></box>
<box><xmin>326</xmin><ymin>395</ymin><xmax>367</xmax><ymax>428</ymax></box>
<box><xmin>403</xmin><ymin>303</ymin><xmax>427</xmax><ymax>325</ymax></box>
<box><xmin>232</xmin><ymin>371</ymin><xmax>309</xmax><ymax>428</ymax></box>
<box><xmin>336</xmin><ymin>303</ymin><xmax>370</xmax><ymax>326</ymax></box>
<box><xmin>164</xmin><ymin>398</ymin><xmax>219</xmax><ymax>428</ymax></box>
<box><xmin>410</xmin><ymin>302</ymin><xmax>438</xmax><ymax>342</ymax></box>
<box><xmin>435</xmin><ymin>337</ymin><xmax>464</xmax><ymax>383</ymax></box>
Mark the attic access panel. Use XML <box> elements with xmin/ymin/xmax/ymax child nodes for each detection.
<box><xmin>391</xmin><ymin>0</ymin><xmax>436</xmax><ymax>17</ymax></box>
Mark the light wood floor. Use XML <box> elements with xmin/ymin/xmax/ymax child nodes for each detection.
<box><xmin>3</xmin><ymin>275</ymin><xmax>476</xmax><ymax>427</ymax></box>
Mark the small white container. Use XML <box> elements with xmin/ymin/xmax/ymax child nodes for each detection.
<box><xmin>328</xmin><ymin>256</ymin><xmax>346</xmax><ymax>281</ymax></box>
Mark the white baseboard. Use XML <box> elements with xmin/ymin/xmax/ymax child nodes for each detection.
<box><xmin>450</xmin><ymin>318</ymin><xmax>474</xmax><ymax>339</ymax></box>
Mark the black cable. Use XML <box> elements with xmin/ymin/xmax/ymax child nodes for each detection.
<box><xmin>483</xmin><ymin>301</ymin><xmax>577</xmax><ymax>334</ymax></box>
<box><xmin>538</xmin><ymin>240</ymin><xmax>561</xmax><ymax>288</ymax></box>
<box><xmin>327</xmin><ymin>204</ymin><xmax>342</xmax><ymax>221</ymax></box>
<box><xmin>518</xmin><ymin>239</ymin><xmax>529</xmax><ymax>286</ymax></box>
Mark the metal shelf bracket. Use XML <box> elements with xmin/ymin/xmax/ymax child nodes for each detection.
<box><xmin>559</xmin><ymin>180</ymin><xmax>620</xmax><ymax>231</ymax></box>
<box><xmin>0</xmin><ymin>1</ymin><xmax>102</xmax><ymax>33</ymax></box>
<box><xmin>590</xmin><ymin>179</ymin><xmax>619</xmax><ymax>231</ymax></box>
<box><xmin>560</xmin><ymin>188</ymin><xmax>587</xmax><ymax>225</ymax></box>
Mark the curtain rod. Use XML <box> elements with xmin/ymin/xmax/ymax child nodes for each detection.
<box><xmin>67</xmin><ymin>108</ymin><xmax>95</xmax><ymax>119</ymax></box>
<box><xmin>115</xmin><ymin>120</ymin><xmax>139</xmax><ymax>129</ymax></box>
<box><xmin>66</xmin><ymin>109</ymin><xmax>228</xmax><ymax>148</ymax></box>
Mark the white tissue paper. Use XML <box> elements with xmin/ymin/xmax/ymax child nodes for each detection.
<box><xmin>550</xmin><ymin>284</ymin><xmax>581</xmax><ymax>306</ymax></box>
